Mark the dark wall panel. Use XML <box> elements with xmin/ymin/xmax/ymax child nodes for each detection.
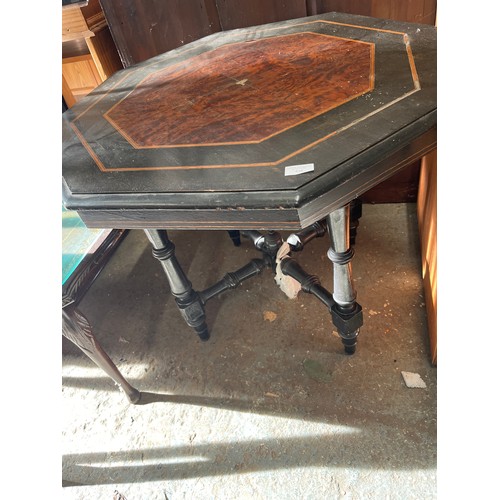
<box><xmin>313</xmin><ymin>0</ymin><xmax>436</xmax><ymax>24</ymax></box>
<box><xmin>215</xmin><ymin>0</ymin><xmax>306</xmax><ymax>30</ymax></box>
<box><xmin>100</xmin><ymin>0</ymin><xmax>222</xmax><ymax>67</ymax></box>
<box><xmin>372</xmin><ymin>0</ymin><xmax>436</xmax><ymax>24</ymax></box>
<box><xmin>309</xmin><ymin>0</ymin><xmax>371</xmax><ymax>16</ymax></box>
<box><xmin>101</xmin><ymin>0</ymin><xmax>436</xmax><ymax>68</ymax></box>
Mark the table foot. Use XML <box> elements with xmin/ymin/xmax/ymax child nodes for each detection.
<box><xmin>279</xmin><ymin>252</ymin><xmax>362</xmax><ymax>354</ymax></box>
<box><xmin>62</xmin><ymin>306</ymin><xmax>141</xmax><ymax>404</ymax></box>
<box><xmin>145</xmin><ymin>229</ymin><xmax>209</xmax><ymax>340</ymax></box>
<box><xmin>326</xmin><ymin>203</ymin><xmax>363</xmax><ymax>354</ymax></box>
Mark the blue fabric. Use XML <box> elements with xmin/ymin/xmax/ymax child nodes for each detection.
<box><xmin>62</xmin><ymin>205</ymin><xmax>105</xmax><ymax>285</ymax></box>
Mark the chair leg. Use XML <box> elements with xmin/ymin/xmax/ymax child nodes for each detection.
<box><xmin>62</xmin><ymin>306</ymin><xmax>141</xmax><ymax>404</ymax></box>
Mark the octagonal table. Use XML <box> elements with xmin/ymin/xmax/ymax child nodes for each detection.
<box><xmin>62</xmin><ymin>11</ymin><xmax>436</xmax><ymax>402</ymax></box>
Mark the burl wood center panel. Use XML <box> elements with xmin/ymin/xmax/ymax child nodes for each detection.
<box><xmin>105</xmin><ymin>32</ymin><xmax>374</xmax><ymax>147</ymax></box>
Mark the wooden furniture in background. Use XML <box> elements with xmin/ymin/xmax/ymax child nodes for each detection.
<box><xmin>417</xmin><ymin>149</ymin><xmax>437</xmax><ymax>365</ymax></box>
<box><xmin>62</xmin><ymin>0</ymin><xmax>122</xmax><ymax>108</ymax></box>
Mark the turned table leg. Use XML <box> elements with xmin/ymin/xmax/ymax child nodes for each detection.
<box><xmin>227</xmin><ymin>230</ymin><xmax>241</xmax><ymax>247</ymax></box>
<box><xmin>326</xmin><ymin>204</ymin><xmax>364</xmax><ymax>354</ymax></box>
<box><xmin>62</xmin><ymin>306</ymin><xmax>141</xmax><ymax>404</ymax></box>
<box><xmin>144</xmin><ymin>229</ymin><xmax>209</xmax><ymax>341</ymax></box>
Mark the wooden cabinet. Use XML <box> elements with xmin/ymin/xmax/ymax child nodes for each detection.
<box><xmin>62</xmin><ymin>0</ymin><xmax>122</xmax><ymax>108</ymax></box>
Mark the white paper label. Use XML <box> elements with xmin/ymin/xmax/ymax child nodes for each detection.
<box><xmin>284</xmin><ymin>163</ymin><xmax>314</xmax><ymax>176</ymax></box>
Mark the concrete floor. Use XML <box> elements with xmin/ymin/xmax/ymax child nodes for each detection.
<box><xmin>62</xmin><ymin>203</ymin><xmax>437</xmax><ymax>499</ymax></box>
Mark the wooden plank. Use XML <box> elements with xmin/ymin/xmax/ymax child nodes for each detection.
<box><xmin>62</xmin><ymin>3</ymin><xmax>93</xmax><ymax>41</ymax></box>
<box><xmin>85</xmin><ymin>27</ymin><xmax>123</xmax><ymax>80</ymax></box>
<box><xmin>62</xmin><ymin>38</ymin><xmax>91</xmax><ymax>59</ymax></box>
<box><xmin>417</xmin><ymin>149</ymin><xmax>437</xmax><ymax>365</ymax></box>
<box><xmin>62</xmin><ymin>54</ymin><xmax>94</xmax><ymax>65</ymax></box>
<box><xmin>80</xmin><ymin>0</ymin><xmax>106</xmax><ymax>31</ymax></box>
<box><xmin>62</xmin><ymin>55</ymin><xmax>102</xmax><ymax>105</ymax></box>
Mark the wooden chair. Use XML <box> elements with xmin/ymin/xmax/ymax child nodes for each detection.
<box><xmin>62</xmin><ymin>206</ymin><xmax>141</xmax><ymax>403</ymax></box>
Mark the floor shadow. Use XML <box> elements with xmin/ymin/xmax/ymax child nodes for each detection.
<box><xmin>63</xmin><ymin>426</ymin><xmax>435</xmax><ymax>486</ymax></box>
<box><xmin>62</xmin><ymin>378</ymin><xmax>436</xmax><ymax>485</ymax></box>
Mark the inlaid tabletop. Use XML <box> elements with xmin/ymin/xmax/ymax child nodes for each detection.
<box><xmin>62</xmin><ymin>11</ymin><xmax>436</xmax><ymax>230</ymax></box>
